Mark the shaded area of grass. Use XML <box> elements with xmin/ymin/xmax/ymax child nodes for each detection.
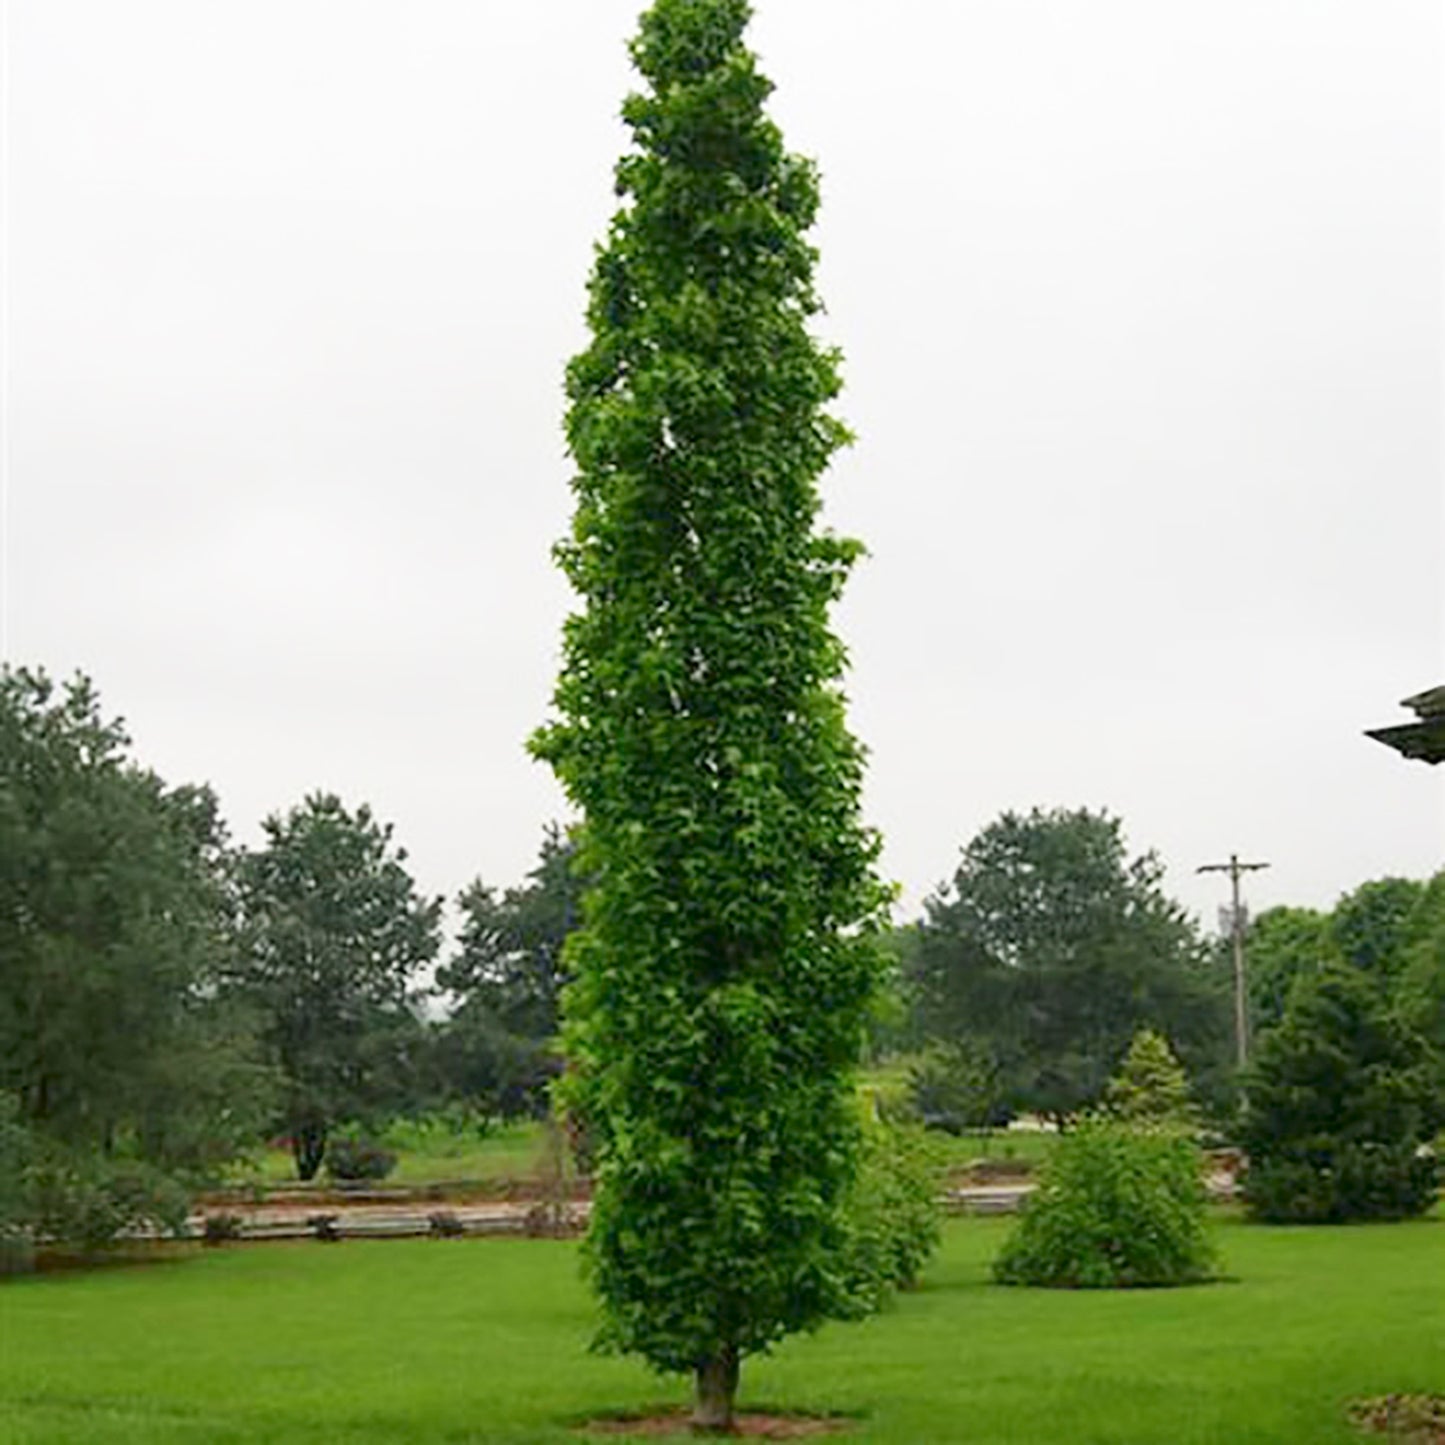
<box><xmin>2</xmin><ymin>1217</ymin><xmax>1441</xmax><ymax>1442</ymax></box>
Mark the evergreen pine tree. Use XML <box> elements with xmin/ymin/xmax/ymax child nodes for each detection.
<box><xmin>1241</xmin><ymin>963</ymin><xmax>1438</xmax><ymax>1222</ymax></box>
<box><xmin>1104</xmin><ymin>1028</ymin><xmax>1195</xmax><ymax>1126</ymax></box>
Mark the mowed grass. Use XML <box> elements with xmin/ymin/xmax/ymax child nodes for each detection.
<box><xmin>2</xmin><ymin>1216</ymin><xmax>1441</xmax><ymax>1444</ymax></box>
<box><xmin>234</xmin><ymin>1119</ymin><xmax>549</xmax><ymax>1188</ymax></box>
<box><xmin>233</xmin><ymin>1111</ymin><xmax>1052</xmax><ymax>1191</ymax></box>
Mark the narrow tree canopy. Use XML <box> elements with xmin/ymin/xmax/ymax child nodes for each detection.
<box><xmin>531</xmin><ymin>0</ymin><xmax>889</xmax><ymax>1425</ymax></box>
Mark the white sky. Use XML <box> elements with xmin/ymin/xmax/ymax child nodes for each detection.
<box><xmin>4</xmin><ymin>1</ymin><xmax>1442</xmax><ymax>934</ymax></box>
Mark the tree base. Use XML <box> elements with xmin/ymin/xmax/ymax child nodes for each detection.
<box><xmin>581</xmin><ymin>1407</ymin><xmax>849</xmax><ymax>1438</ymax></box>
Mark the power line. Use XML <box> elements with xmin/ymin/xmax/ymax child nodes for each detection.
<box><xmin>1196</xmin><ymin>853</ymin><xmax>1270</xmax><ymax>1070</ymax></box>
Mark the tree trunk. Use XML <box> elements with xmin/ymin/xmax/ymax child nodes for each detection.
<box><xmin>692</xmin><ymin>1344</ymin><xmax>739</xmax><ymax>1433</ymax></box>
<box><xmin>293</xmin><ymin>1123</ymin><xmax>327</xmax><ymax>1181</ymax></box>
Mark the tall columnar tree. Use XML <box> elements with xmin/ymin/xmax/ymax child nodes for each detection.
<box><xmin>532</xmin><ymin>0</ymin><xmax>888</xmax><ymax>1427</ymax></box>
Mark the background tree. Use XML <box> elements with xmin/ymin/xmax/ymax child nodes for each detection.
<box><xmin>1242</xmin><ymin>905</ymin><xmax>1334</xmax><ymax>1036</ymax></box>
<box><xmin>433</xmin><ymin>824</ymin><xmax>583</xmax><ymax>1117</ymax></box>
<box><xmin>1241</xmin><ymin>962</ymin><xmax>1438</xmax><ymax>1223</ymax></box>
<box><xmin>1396</xmin><ymin>870</ymin><xmax>1445</xmax><ymax>1111</ymax></box>
<box><xmin>908</xmin><ymin>807</ymin><xmax>1228</xmax><ymax>1123</ymax></box>
<box><xmin>531</xmin><ymin>0</ymin><xmax>890</xmax><ymax>1427</ymax></box>
<box><xmin>906</xmin><ymin>1040</ymin><xmax>1006</xmax><ymax>1134</ymax></box>
<box><xmin>1329</xmin><ymin>876</ymin><xmax>1425</xmax><ymax>988</ymax></box>
<box><xmin>0</xmin><ymin>668</ymin><xmax>269</xmax><ymax>1247</ymax></box>
<box><xmin>233</xmin><ymin>793</ymin><xmax>441</xmax><ymax>1180</ymax></box>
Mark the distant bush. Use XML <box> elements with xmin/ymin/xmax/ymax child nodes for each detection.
<box><xmin>0</xmin><ymin>1093</ymin><xmax>34</xmax><ymax>1268</ymax></box>
<box><xmin>907</xmin><ymin>1041</ymin><xmax>1006</xmax><ymax>1134</ymax></box>
<box><xmin>842</xmin><ymin>1119</ymin><xmax>943</xmax><ymax>1310</ymax></box>
<box><xmin>27</xmin><ymin>1156</ymin><xmax>189</xmax><ymax>1252</ymax></box>
<box><xmin>1242</xmin><ymin>965</ymin><xmax>1438</xmax><ymax>1223</ymax></box>
<box><xmin>306</xmin><ymin>1213</ymin><xmax>341</xmax><ymax>1242</ymax></box>
<box><xmin>2</xmin><ymin>1093</ymin><xmax>195</xmax><ymax>1255</ymax></box>
<box><xmin>993</xmin><ymin>1117</ymin><xmax>1215</xmax><ymax>1289</ymax></box>
<box><xmin>323</xmin><ymin>1135</ymin><xmax>397</xmax><ymax>1183</ymax></box>
<box><xmin>201</xmin><ymin>1212</ymin><xmax>244</xmax><ymax>1246</ymax></box>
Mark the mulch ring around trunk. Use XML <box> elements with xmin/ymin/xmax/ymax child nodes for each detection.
<box><xmin>580</xmin><ymin>1408</ymin><xmax>853</xmax><ymax>1438</ymax></box>
<box><xmin>1349</xmin><ymin>1395</ymin><xmax>1445</xmax><ymax>1443</ymax></box>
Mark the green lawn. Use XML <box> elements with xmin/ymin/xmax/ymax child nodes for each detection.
<box><xmin>2</xmin><ymin>1216</ymin><xmax>1440</xmax><ymax>1443</ymax></box>
<box><xmin>929</xmin><ymin>1128</ymin><xmax>1054</xmax><ymax>1172</ymax></box>
<box><xmin>232</xmin><ymin>1119</ymin><xmax>550</xmax><ymax>1189</ymax></box>
<box><xmin>234</xmin><ymin>1119</ymin><xmax>1046</xmax><ymax>1192</ymax></box>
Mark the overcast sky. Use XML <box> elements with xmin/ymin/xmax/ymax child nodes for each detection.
<box><xmin>4</xmin><ymin>0</ymin><xmax>1442</xmax><ymax>935</ymax></box>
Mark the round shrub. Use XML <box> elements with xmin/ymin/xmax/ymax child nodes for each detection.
<box><xmin>322</xmin><ymin>1134</ymin><xmax>397</xmax><ymax>1183</ymax></box>
<box><xmin>993</xmin><ymin>1116</ymin><xmax>1216</xmax><ymax>1289</ymax></box>
<box><xmin>1244</xmin><ymin>1145</ymin><xmax>1436</xmax><ymax>1225</ymax></box>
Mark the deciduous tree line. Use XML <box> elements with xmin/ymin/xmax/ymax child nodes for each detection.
<box><xmin>0</xmin><ymin>668</ymin><xmax>582</xmax><ymax>1256</ymax></box>
<box><xmin>6</xmin><ymin>666</ymin><xmax>1437</xmax><ymax>1232</ymax></box>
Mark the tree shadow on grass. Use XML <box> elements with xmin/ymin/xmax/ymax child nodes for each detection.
<box><xmin>24</xmin><ymin>1242</ymin><xmax>199</xmax><ymax>1279</ymax></box>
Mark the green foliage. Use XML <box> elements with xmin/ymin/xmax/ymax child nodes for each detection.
<box><xmin>839</xmin><ymin>1119</ymin><xmax>942</xmax><ymax>1309</ymax></box>
<box><xmin>440</xmin><ymin>824</ymin><xmax>582</xmax><ymax>1043</ymax></box>
<box><xmin>433</xmin><ymin>824</ymin><xmax>583</xmax><ymax>1118</ymax></box>
<box><xmin>530</xmin><ymin>0</ymin><xmax>888</xmax><ymax>1411</ymax></box>
<box><xmin>1241</xmin><ymin>963</ymin><xmax>1438</xmax><ymax>1222</ymax></box>
<box><xmin>993</xmin><ymin>1116</ymin><xmax>1216</xmax><ymax>1289</ymax></box>
<box><xmin>1103</xmin><ymin>1029</ymin><xmax>1195</xmax><ymax>1126</ymax></box>
<box><xmin>25</xmin><ymin>1151</ymin><xmax>190</xmax><ymax>1250</ymax></box>
<box><xmin>0</xmin><ymin>668</ymin><xmax>270</xmax><ymax>1247</ymax></box>
<box><xmin>1329</xmin><ymin>876</ymin><xmax>1425</xmax><ymax>985</ymax></box>
<box><xmin>232</xmin><ymin>793</ymin><xmax>441</xmax><ymax>1180</ymax></box>
<box><xmin>1397</xmin><ymin>872</ymin><xmax>1445</xmax><ymax>1112</ymax></box>
<box><xmin>907</xmin><ymin>1040</ymin><xmax>1005</xmax><ymax>1133</ymax></box>
<box><xmin>0</xmin><ymin>1092</ymin><xmax>35</xmax><ymax>1269</ymax></box>
<box><xmin>1243</xmin><ymin>905</ymin><xmax>1334</xmax><ymax>1034</ymax></box>
<box><xmin>910</xmin><ymin>808</ymin><xmax>1229</xmax><ymax>1122</ymax></box>
<box><xmin>323</xmin><ymin>1134</ymin><xmax>399</xmax><ymax>1183</ymax></box>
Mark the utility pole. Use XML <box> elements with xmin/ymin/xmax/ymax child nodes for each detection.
<box><xmin>1197</xmin><ymin>853</ymin><xmax>1269</xmax><ymax>1070</ymax></box>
